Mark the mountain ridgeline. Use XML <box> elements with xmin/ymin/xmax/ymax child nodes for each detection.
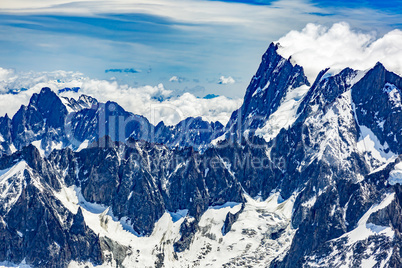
<box><xmin>0</xmin><ymin>43</ymin><xmax>401</xmax><ymax>267</ymax></box>
<box><xmin>0</xmin><ymin>89</ymin><xmax>224</xmax><ymax>156</ymax></box>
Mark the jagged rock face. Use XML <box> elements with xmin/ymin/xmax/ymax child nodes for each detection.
<box><xmin>173</xmin><ymin>217</ymin><xmax>198</xmax><ymax>252</ymax></box>
<box><xmin>222</xmin><ymin>204</ymin><xmax>244</xmax><ymax>235</ymax></box>
<box><xmin>368</xmin><ymin>184</ymin><xmax>402</xmax><ymax>233</ymax></box>
<box><xmin>66</xmin><ymin>101</ymin><xmax>154</xmax><ymax>145</ymax></box>
<box><xmin>0</xmin><ymin>89</ymin><xmax>224</xmax><ymax>155</ymax></box>
<box><xmin>266</xmin><ymin>63</ymin><xmax>402</xmax><ymax>267</ymax></box>
<box><xmin>100</xmin><ymin>236</ymin><xmax>129</xmax><ymax>268</ymax></box>
<box><xmin>155</xmin><ymin>117</ymin><xmax>224</xmax><ymax>151</ymax></box>
<box><xmin>209</xmin><ymin>135</ymin><xmax>285</xmax><ymax>199</ymax></box>
<box><xmin>352</xmin><ymin>63</ymin><xmax>402</xmax><ymax>154</ymax></box>
<box><xmin>0</xmin><ymin>115</ymin><xmax>13</xmax><ymax>156</ymax></box>
<box><xmin>10</xmin><ymin>87</ymin><xmax>68</xmax><ymax>153</ymax></box>
<box><xmin>297</xmin><ymin>67</ymin><xmax>356</xmax><ymax>115</ymax></box>
<box><xmin>47</xmin><ymin>140</ymin><xmax>245</xmax><ymax>236</ymax></box>
<box><xmin>225</xmin><ymin>43</ymin><xmax>310</xmax><ymax>139</ymax></box>
<box><xmin>61</xmin><ymin>94</ymin><xmax>99</xmax><ymax>112</ymax></box>
<box><xmin>0</xmin><ymin>42</ymin><xmax>402</xmax><ymax>267</ymax></box>
<box><xmin>0</xmin><ymin>147</ymin><xmax>103</xmax><ymax>268</ymax></box>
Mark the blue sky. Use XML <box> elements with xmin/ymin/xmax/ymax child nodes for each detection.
<box><xmin>0</xmin><ymin>0</ymin><xmax>401</xmax><ymax>98</ymax></box>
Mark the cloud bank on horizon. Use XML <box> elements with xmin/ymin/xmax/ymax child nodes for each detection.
<box><xmin>0</xmin><ymin>67</ymin><xmax>242</xmax><ymax>126</ymax></box>
<box><xmin>276</xmin><ymin>22</ymin><xmax>402</xmax><ymax>82</ymax></box>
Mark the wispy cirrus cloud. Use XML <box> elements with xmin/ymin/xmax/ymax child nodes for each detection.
<box><xmin>0</xmin><ymin>0</ymin><xmax>400</xmax><ymax>99</ymax></box>
<box><xmin>105</xmin><ymin>68</ymin><xmax>141</xmax><ymax>74</ymax></box>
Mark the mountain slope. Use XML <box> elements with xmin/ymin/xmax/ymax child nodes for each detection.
<box><xmin>222</xmin><ymin>42</ymin><xmax>310</xmax><ymax>143</ymax></box>
<box><xmin>0</xmin><ymin>145</ymin><xmax>103</xmax><ymax>267</ymax></box>
<box><xmin>0</xmin><ymin>42</ymin><xmax>401</xmax><ymax>267</ymax></box>
<box><xmin>0</xmin><ymin>89</ymin><xmax>224</xmax><ymax>156</ymax></box>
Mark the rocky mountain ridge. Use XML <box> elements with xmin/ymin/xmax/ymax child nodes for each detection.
<box><xmin>0</xmin><ymin>42</ymin><xmax>401</xmax><ymax>267</ymax></box>
<box><xmin>0</xmin><ymin>88</ymin><xmax>224</xmax><ymax>157</ymax></box>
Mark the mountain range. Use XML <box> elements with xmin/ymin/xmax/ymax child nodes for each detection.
<box><xmin>0</xmin><ymin>43</ymin><xmax>401</xmax><ymax>267</ymax></box>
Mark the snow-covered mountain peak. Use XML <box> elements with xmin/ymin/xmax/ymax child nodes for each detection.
<box><xmin>0</xmin><ymin>41</ymin><xmax>402</xmax><ymax>267</ymax></box>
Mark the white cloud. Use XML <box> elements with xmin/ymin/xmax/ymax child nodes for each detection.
<box><xmin>0</xmin><ymin>69</ymin><xmax>242</xmax><ymax>126</ymax></box>
<box><xmin>276</xmin><ymin>22</ymin><xmax>402</xmax><ymax>82</ymax></box>
<box><xmin>0</xmin><ymin>67</ymin><xmax>85</xmax><ymax>117</ymax></box>
<box><xmin>149</xmin><ymin>93</ymin><xmax>242</xmax><ymax>126</ymax></box>
<box><xmin>169</xmin><ymin>76</ymin><xmax>179</xmax><ymax>82</ymax></box>
<box><xmin>218</xmin><ymin>76</ymin><xmax>236</xmax><ymax>85</ymax></box>
<box><xmin>169</xmin><ymin>76</ymin><xmax>186</xmax><ymax>83</ymax></box>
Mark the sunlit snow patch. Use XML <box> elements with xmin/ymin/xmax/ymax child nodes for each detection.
<box><xmin>0</xmin><ymin>161</ymin><xmax>27</xmax><ymax>213</ymax></box>
<box><xmin>356</xmin><ymin>125</ymin><xmax>396</xmax><ymax>164</ymax></box>
<box><xmin>54</xmin><ymin>183</ymin><xmax>298</xmax><ymax>267</ymax></box>
<box><xmin>256</xmin><ymin>85</ymin><xmax>309</xmax><ymax>142</ymax></box>
<box><xmin>383</xmin><ymin>83</ymin><xmax>402</xmax><ymax>109</ymax></box>
<box><xmin>339</xmin><ymin>192</ymin><xmax>395</xmax><ymax>245</ymax></box>
<box><xmin>388</xmin><ymin>162</ymin><xmax>402</xmax><ymax>185</ymax></box>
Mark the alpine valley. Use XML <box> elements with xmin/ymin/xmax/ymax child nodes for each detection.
<box><xmin>0</xmin><ymin>42</ymin><xmax>402</xmax><ymax>268</ymax></box>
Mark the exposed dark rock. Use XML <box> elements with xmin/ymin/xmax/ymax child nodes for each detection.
<box><xmin>222</xmin><ymin>204</ymin><xmax>244</xmax><ymax>235</ymax></box>
<box><xmin>100</xmin><ymin>236</ymin><xmax>129</xmax><ymax>268</ymax></box>
<box><xmin>0</xmin><ymin>41</ymin><xmax>401</xmax><ymax>268</ymax></box>
<box><xmin>224</xmin><ymin>42</ymin><xmax>310</xmax><ymax>140</ymax></box>
<box><xmin>0</xmin><ymin>177</ymin><xmax>102</xmax><ymax>267</ymax></box>
<box><xmin>173</xmin><ymin>218</ymin><xmax>199</xmax><ymax>252</ymax></box>
<box><xmin>352</xmin><ymin>63</ymin><xmax>402</xmax><ymax>154</ymax></box>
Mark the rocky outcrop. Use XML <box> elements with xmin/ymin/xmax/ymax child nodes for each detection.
<box><xmin>0</xmin><ymin>149</ymin><xmax>103</xmax><ymax>267</ymax></box>
<box><xmin>222</xmin><ymin>204</ymin><xmax>244</xmax><ymax>235</ymax></box>
<box><xmin>352</xmin><ymin>63</ymin><xmax>402</xmax><ymax>154</ymax></box>
<box><xmin>224</xmin><ymin>42</ymin><xmax>310</xmax><ymax>140</ymax></box>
